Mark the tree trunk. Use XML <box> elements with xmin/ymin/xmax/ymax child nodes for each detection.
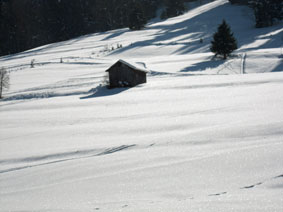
<box><xmin>0</xmin><ymin>84</ymin><xmax>2</xmax><ymax>99</ymax></box>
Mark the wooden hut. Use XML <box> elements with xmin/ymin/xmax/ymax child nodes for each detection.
<box><xmin>106</xmin><ymin>59</ymin><xmax>149</xmax><ymax>88</ymax></box>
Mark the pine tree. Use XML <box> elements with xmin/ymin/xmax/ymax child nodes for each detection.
<box><xmin>162</xmin><ymin>0</ymin><xmax>185</xmax><ymax>19</ymax></box>
<box><xmin>210</xmin><ymin>20</ymin><xmax>237</xmax><ymax>59</ymax></box>
<box><xmin>251</xmin><ymin>0</ymin><xmax>273</xmax><ymax>28</ymax></box>
<box><xmin>128</xmin><ymin>3</ymin><xmax>147</xmax><ymax>30</ymax></box>
<box><xmin>250</xmin><ymin>0</ymin><xmax>283</xmax><ymax>28</ymax></box>
<box><xmin>0</xmin><ymin>0</ymin><xmax>161</xmax><ymax>56</ymax></box>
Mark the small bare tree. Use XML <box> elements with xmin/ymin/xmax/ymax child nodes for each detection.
<box><xmin>30</xmin><ymin>59</ymin><xmax>35</xmax><ymax>68</ymax></box>
<box><xmin>0</xmin><ymin>67</ymin><xmax>9</xmax><ymax>99</ymax></box>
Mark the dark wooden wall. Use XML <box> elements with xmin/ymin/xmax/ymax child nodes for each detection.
<box><xmin>108</xmin><ymin>62</ymin><xmax>146</xmax><ymax>88</ymax></box>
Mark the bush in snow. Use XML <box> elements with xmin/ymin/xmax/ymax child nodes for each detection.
<box><xmin>210</xmin><ymin>20</ymin><xmax>237</xmax><ymax>60</ymax></box>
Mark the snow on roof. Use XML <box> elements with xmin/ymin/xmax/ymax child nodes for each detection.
<box><xmin>106</xmin><ymin>59</ymin><xmax>150</xmax><ymax>73</ymax></box>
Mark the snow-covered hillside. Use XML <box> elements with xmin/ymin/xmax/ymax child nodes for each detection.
<box><xmin>0</xmin><ymin>0</ymin><xmax>283</xmax><ymax>211</ymax></box>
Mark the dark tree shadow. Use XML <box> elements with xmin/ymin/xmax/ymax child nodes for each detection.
<box><xmin>101</xmin><ymin>29</ymin><xmax>128</xmax><ymax>41</ymax></box>
<box><xmin>180</xmin><ymin>58</ymin><xmax>226</xmax><ymax>72</ymax></box>
<box><xmin>149</xmin><ymin>70</ymin><xmax>173</xmax><ymax>76</ymax></box>
<box><xmin>80</xmin><ymin>85</ymin><xmax>130</xmax><ymax>99</ymax></box>
<box><xmin>108</xmin><ymin>2</ymin><xmax>283</xmax><ymax>57</ymax></box>
<box><xmin>108</xmin><ymin>2</ymin><xmax>237</xmax><ymax>56</ymax></box>
<box><xmin>271</xmin><ymin>62</ymin><xmax>283</xmax><ymax>72</ymax></box>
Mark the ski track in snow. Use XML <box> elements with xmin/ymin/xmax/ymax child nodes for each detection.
<box><xmin>0</xmin><ymin>145</ymin><xmax>136</xmax><ymax>174</ymax></box>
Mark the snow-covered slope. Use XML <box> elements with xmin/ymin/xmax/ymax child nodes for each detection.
<box><xmin>0</xmin><ymin>0</ymin><xmax>283</xmax><ymax>211</ymax></box>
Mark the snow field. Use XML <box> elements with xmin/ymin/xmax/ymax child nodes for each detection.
<box><xmin>0</xmin><ymin>0</ymin><xmax>283</xmax><ymax>211</ymax></box>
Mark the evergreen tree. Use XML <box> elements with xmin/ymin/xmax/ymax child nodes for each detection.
<box><xmin>250</xmin><ymin>0</ymin><xmax>283</xmax><ymax>28</ymax></box>
<box><xmin>272</xmin><ymin>0</ymin><xmax>283</xmax><ymax>21</ymax></box>
<box><xmin>0</xmin><ymin>0</ymin><xmax>161</xmax><ymax>56</ymax></box>
<box><xmin>228</xmin><ymin>0</ymin><xmax>249</xmax><ymax>4</ymax></box>
<box><xmin>162</xmin><ymin>0</ymin><xmax>185</xmax><ymax>19</ymax></box>
<box><xmin>210</xmin><ymin>20</ymin><xmax>237</xmax><ymax>59</ymax></box>
<box><xmin>129</xmin><ymin>3</ymin><xmax>147</xmax><ymax>30</ymax></box>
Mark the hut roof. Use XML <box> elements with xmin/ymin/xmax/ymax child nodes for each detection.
<box><xmin>106</xmin><ymin>59</ymin><xmax>150</xmax><ymax>73</ymax></box>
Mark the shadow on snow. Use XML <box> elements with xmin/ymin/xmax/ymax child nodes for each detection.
<box><xmin>80</xmin><ymin>85</ymin><xmax>130</xmax><ymax>99</ymax></box>
<box><xmin>180</xmin><ymin>58</ymin><xmax>226</xmax><ymax>72</ymax></box>
<box><xmin>109</xmin><ymin>2</ymin><xmax>282</xmax><ymax>56</ymax></box>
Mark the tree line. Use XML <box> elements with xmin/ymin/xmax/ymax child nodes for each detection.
<box><xmin>228</xmin><ymin>0</ymin><xmax>282</xmax><ymax>28</ymax></box>
<box><xmin>0</xmin><ymin>0</ymin><xmax>193</xmax><ymax>56</ymax></box>
<box><xmin>2</xmin><ymin>0</ymin><xmax>280</xmax><ymax>57</ymax></box>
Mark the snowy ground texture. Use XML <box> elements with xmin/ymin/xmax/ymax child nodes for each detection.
<box><xmin>1</xmin><ymin>0</ymin><xmax>283</xmax><ymax>211</ymax></box>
